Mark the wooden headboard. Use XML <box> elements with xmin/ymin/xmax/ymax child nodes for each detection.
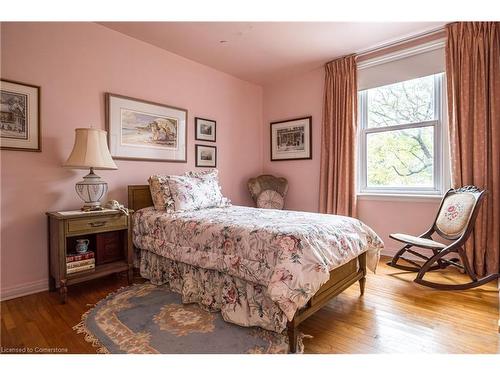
<box><xmin>128</xmin><ymin>185</ymin><xmax>153</xmax><ymax>211</ymax></box>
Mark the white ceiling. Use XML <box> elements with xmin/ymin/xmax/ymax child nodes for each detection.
<box><xmin>99</xmin><ymin>22</ymin><xmax>446</xmax><ymax>85</ymax></box>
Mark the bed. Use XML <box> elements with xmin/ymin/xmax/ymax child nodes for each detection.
<box><xmin>128</xmin><ymin>184</ymin><xmax>383</xmax><ymax>352</ymax></box>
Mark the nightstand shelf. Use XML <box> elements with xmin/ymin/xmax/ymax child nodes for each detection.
<box><xmin>66</xmin><ymin>260</ymin><xmax>129</xmax><ymax>284</ymax></box>
<box><xmin>46</xmin><ymin>209</ymin><xmax>134</xmax><ymax>303</ymax></box>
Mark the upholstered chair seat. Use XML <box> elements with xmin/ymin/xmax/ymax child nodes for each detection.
<box><xmin>389</xmin><ymin>233</ymin><xmax>446</xmax><ymax>249</ymax></box>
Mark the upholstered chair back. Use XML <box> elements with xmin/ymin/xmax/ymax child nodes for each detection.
<box><xmin>434</xmin><ymin>186</ymin><xmax>485</xmax><ymax>240</ymax></box>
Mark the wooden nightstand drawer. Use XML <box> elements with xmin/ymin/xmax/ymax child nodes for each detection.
<box><xmin>67</xmin><ymin>215</ymin><xmax>127</xmax><ymax>234</ymax></box>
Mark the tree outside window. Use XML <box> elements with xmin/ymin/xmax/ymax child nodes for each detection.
<box><xmin>358</xmin><ymin>73</ymin><xmax>444</xmax><ymax>193</ymax></box>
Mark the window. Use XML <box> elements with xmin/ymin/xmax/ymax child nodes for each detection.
<box><xmin>358</xmin><ymin>73</ymin><xmax>445</xmax><ymax>195</ymax></box>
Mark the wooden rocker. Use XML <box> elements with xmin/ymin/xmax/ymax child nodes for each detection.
<box><xmin>387</xmin><ymin>186</ymin><xmax>500</xmax><ymax>290</ymax></box>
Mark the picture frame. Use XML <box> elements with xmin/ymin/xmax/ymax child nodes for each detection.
<box><xmin>270</xmin><ymin>116</ymin><xmax>312</xmax><ymax>161</ymax></box>
<box><xmin>195</xmin><ymin>144</ymin><xmax>217</xmax><ymax>167</ymax></box>
<box><xmin>1</xmin><ymin>79</ymin><xmax>41</xmax><ymax>152</ymax></box>
<box><xmin>106</xmin><ymin>93</ymin><xmax>187</xmax><ymax>162</ymax></box>
<box><xmin>194</xmin><ymin>117</ymin><xmax>216</xmax><ymax>142</ymax></box>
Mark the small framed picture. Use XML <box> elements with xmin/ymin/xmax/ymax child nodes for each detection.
<box><xmin>195</xmin><ymin>144</ymin><xmax>217</xmax><ymax>167</ymax></box>
<box><xmin>106</xmin><ymin>93</ymin><xmax>187</xmax><ymax>162</ymax></box>
<box><xmin>195</xmin><ymin>117</ymin><xmax>216</xmax><ymax>142</ymax></box>
<box><xmin>1</xmin><ymin>79</ymin><xmax>41</xmax><ymax>152</ymax></box>
<box><xmin>270</xmin><ymin>116</ymin><xmax>312</xmax><ymax>161</ymax></box>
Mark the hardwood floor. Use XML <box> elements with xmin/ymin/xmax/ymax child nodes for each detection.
<box><xmin>1</xmin><ymin>257</ymin><xmax>498</xmax><ymax>354</ymax></box>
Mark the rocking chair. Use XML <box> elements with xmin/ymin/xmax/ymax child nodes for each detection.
<box><xmin>387</xmin><ymin>185</ymin><xmax>500</xmax><ymax>290</ymax></box>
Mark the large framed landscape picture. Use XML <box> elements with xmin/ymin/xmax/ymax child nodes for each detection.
<box><xmin>0</xmin><ymin>79</ymin><xmax>41</xmax><ymax>152</ymax></box>
<box><xmin>106</xmin><ymin>93</ymin><xmax>187</xmax><ymax>162</ymax></box>
<box><xmin>270</xmin><ymin>116</ymin><xmax>312</xmax><ymax>161</ymax></box>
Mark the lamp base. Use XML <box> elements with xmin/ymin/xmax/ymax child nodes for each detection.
<box><xmin>81</xmin><ymin>205</ymin><xmax>104</xmax><ymax>212</ymax></box>
<box><xmin>75</xmin><ymin>167</ymin><xmax>108</xmax><ymax>210</ymax></box>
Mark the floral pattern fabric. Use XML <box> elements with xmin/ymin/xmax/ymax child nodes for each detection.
<box><xmin>436</xmin><ymin>193</ymin><xmax>475</xmax><ymax>237</ymax></box>
<box><xmin>133</xmin><ymin>205</ymin><xmax>383</xmax><ymax>321</ymax></box>
<box><xmin>139</xmin><ymin>250</ymin><xmax>288</xmax><ymax>332</ymax></box>
<box><xmin>148</xmin><ymin>169</ymin><xmax>230</xmax><ymax>212</ymax></box>
<box><xmin>167</xmin><ymin>170</ymin><xmax>231</xmax><ymax>212</ymax></box>
<box><xmin>148</xmin><ymin>175</ymin><xmax>175</xmax><ymax>212</ymax></box>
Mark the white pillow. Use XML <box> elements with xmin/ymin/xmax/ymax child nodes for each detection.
<box><xmin>167</xmin><ymin>169</ymin><xmax>231</xmax><ymax>211</ymax></box>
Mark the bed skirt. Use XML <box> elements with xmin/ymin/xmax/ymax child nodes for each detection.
<box><xmin>137</xmin><ymin>249</ymin><xmax>288</xmax><ymax>333</ymax></box>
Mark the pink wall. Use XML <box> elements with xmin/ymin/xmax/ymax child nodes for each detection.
<box><xmin>0</xmin><ymin>22</ymin><xmax>446</xmax><ymax>299</ymax></box>
<box><xmin>263</xmin><ymin>68</ymin><xmax>324</xmax><ymax>212</ymax></box>
<box><xmin>262</xmin><ymin>68</ymin><xmax>442</xmax><ymax>255</ymax></box>
<box><xmin>0</xmin><ymin>22</ymin><xmax>263</xmax><ymax>299</ymax></box>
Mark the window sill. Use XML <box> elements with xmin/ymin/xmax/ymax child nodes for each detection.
<box><xmin>357</xmin><ymin>193</ymin><xmax>443</xmax><ymax>203</ymax></box>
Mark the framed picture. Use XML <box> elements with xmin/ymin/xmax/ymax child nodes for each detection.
<box><xmin>1</xmin><ymin>79</ymin><xmax>41</xmax><ymax>152</ymax></box>
<box><xmin>270</xmin><ymin>116</ymin><xmax>312</xmax><ymax>161</ymax></box>
<box><xmin>195</xmin><ymin>144</ymin><xmax>217</xmax><ymax>167</ymax></box>
<box><xmin>195</xmin><ymin>117</ymin><xmax>216</xmax><ymax>142</ymax></box>
<box><xmin>106</xmin><ymin>93</ymin><xmax>187</xmax><ymax>162</ymax></box>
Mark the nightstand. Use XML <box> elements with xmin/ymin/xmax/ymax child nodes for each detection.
<box><xmin>46</xmin><ymin>209</ymin><xmax>134</xmax><ymax>303</ymax></box>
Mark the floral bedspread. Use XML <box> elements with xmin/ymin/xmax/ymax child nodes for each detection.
<box><xmin>133</xmin><ymin>206</ymin><xmax>384</xmax><ymax>321</ymax></box>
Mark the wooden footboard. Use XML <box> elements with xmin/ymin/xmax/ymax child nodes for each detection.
<box><xmin>127</xmin><ymin>185</ymin><xmax>367</xmax><ymax>353</ymax></box>
<box><xmin>287</xmin><ymin>252</ymin><xmax>366</xmax><ymax>353</ymax></box>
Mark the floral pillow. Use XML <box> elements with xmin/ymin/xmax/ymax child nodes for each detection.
<box><xmin>148</xmin><ymin>175</ymin><xmax>175</xmax><ymax>212</ymax></box>
<box><xmin>167</xmin><ymin>169</ymin><xmax>231</xmax><ymax>211</ymax></box>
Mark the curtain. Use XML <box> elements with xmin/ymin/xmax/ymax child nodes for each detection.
<box><xmin>319</xmin><ymin>55</ymin><xmax>358</xmax><ymax>217</ymax></box>
<box><xmin>445</xmin><ymin>22</ymin><xmax>500</xmax><ymax>276</ymax></box>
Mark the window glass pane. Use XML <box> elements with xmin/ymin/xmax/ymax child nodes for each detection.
<box><xmin>367</xmin><ymin>126</ymin><xmax>434</xmax><ymax>188</ymax></box>
<box><xmin>366</xmin><ymin>74</ymin><xmax>436</xmax><ymax>128</ymax></box>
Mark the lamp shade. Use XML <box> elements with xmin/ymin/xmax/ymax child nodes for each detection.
<box><xmin>64</xmin><ymin>128</ymin><xmax>117</xmax><ymax>170</ymax></box>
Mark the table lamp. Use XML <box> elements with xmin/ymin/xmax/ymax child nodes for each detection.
<box><xmin>64</xmin><ymin>128</ymin><xmax>117</xmax><ymax>211</ymax></box>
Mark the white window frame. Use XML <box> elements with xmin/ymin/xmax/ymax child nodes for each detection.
<box><xmin>357</xmin><ymin>73</ymin><xmax>446</xmax><ymax>197</ymax></box>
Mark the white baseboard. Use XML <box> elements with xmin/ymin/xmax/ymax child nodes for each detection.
<box><xmin>0</xmin><ymin>279</ymin><xmax>49</xmax><ymax>301</ymax></box>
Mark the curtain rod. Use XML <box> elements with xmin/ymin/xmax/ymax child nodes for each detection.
<box><xmin>325</xmin><ymin>25</ymin><xmax>446</xmax><ymax>65</ymax></box>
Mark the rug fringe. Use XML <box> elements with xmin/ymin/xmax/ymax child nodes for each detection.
<box><xmin>296</xmin><ymin>333</ymin><xmax>313</xmax><ymax>354</ymax></box>
<box><xmin>72</xmin><ymin>284</ymin><xmax>139</xmax><ymax>354</ymax></box>
<box><xmin>73</xmin><ymin>313</ymin><xmax>109</xmax><ymax>354</ymax></box>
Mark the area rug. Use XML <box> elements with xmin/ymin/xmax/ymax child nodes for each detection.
<box><xmin>74</xmin><ymin>283</ymin><xmax>303</xmax><ymax>354</ymax></box>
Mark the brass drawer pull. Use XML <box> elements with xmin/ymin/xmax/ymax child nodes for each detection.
<box><xmin>90</xmin><ymin>221</ymin><xmax>107</xmax><ymax>227</ymax></box>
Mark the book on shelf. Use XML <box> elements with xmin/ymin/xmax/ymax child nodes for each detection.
<box><xmin>66</xmin><ymin>251</ymin><xmax>94</xmax><ymax>263</ymax></box>
<box><xmin>66</xmin><ymin>263</ymin><xmax>96</xmax><ymax>275</ymax></box>
<box><xmin>66</xmin><ymin>258</ymin><xmax>95</xmax><ymax>269</ymax></box>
